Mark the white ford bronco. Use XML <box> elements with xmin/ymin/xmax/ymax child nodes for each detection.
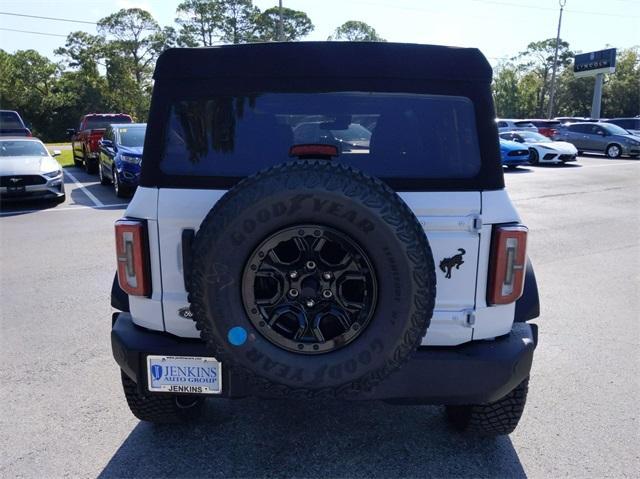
<box><xmin>111</xmin><ymin>42</ymin><xmax>539</xmax><ymax>435</ymax></box>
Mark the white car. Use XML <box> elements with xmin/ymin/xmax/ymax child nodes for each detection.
<box><xmin>0</xmin><ymin>138</ymin><xmax>65</xmax><ymax>202</ymax></box>
<box><xmin>496</xmin><ymin>119</ymin><xmax>538</xmax><ymax>133</ymax></box>
<box><xmin>500</xmin><ymin>130</ymin><xmax>578</xmax><ymax>165</ymax></box>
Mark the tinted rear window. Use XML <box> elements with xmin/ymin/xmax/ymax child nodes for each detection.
<box><xmin>0</xmin><ymin>112</ymin><xmax>24</xmax><ymax>129</ymax></box>
<box><xmin>119</xmin><ymin>126</ymin><xmax>146</xmax><ymax>147</ymax></box>
<box><xmin>609</xmin><ymin>119</ymin><xmax>640</xmax><ymax>130</ymax></box>
<box><xmin>85</xmin><ymin>116</ymin><xmax>132</xmax><ymax>129</ymax></box>
<box><xmin>161</xmin><ymin>92</ymin><xmax>481</xmax><ymax>180</ymax></box>
<box><xmin>514</xmin><ymin>121</ymin><xmax>535</xmax><ymax>127</ymax></box>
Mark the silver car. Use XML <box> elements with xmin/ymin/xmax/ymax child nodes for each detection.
<box><xmin>554</xmin><ymin>122</ymin><xmax>640</xmax><ymax>159</ymax></box>
<box><xmin>496</xmin><ymin>119</ymin><xmax>538</xmax><ymax>133</ymax></box>
<box><xmin>0</xmin><ymin>138</ymin><xmax>65</xmax><ymax>202</ymax></box>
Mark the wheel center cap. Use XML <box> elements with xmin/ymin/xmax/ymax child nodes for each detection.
<box><xmin>300</xmin><ymin>275</ymin><xmax>319</xmax><ymax>298</ymax></box>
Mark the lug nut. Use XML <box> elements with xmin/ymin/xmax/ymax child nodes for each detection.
<box><xmin>289</xmin><ymin>289</ymin><xmax>299</xmax><ymax>298</ymax></box>
<box><xmin>322</xmin><ymin>272</ymin><xmax>332</xmax><ymax>280</ymax></box>
<box><xmin>289</xmin><ymin>271</ymin><xmax>298</xmax><ymax>279</ymax></box>
<box><xmin>306</xmin><ymin>261</ymin><xmax>316</xmax><ymax>270</ymax></box>
<box><xmin>306</xmin><ymin>299</ymin><xmax>315</xmax><ymax>308</ymax></box>
<box><xmin>322</xmin><ymin>289</ymin><xmax>333</xmax><ymax>299</ymax></box>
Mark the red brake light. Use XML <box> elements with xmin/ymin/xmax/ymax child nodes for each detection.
<box><xmin>487</xmin><ymin>225</ymin><xmax>528</xmax><ymax>305</ymax></box>
<box><xmin>289</xmin><ymin>144</ymin><xmax>339</xmax><ymax>158</ymax></box>
<box><xmin>115</xmin><ymin>219</ymin><xmax>151</xmax><ymax>297</ymax></box>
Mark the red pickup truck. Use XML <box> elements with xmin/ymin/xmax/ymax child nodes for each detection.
<box><xmin>68</xmin><ymin>113</ymin><xmax>132</xmax><ymax>173</ymax></box>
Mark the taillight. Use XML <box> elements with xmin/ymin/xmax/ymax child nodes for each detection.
<box><xmin>115</xmin><ymin>219</ymin><xmax>151</xmax><ymax>297</ymax></box>
<box><xmin>487</xmin><ymin>225</ymin><xmax>528</xmax><ymax>305</ymax></box>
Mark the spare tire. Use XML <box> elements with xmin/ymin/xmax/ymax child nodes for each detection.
<box><xmin>189</xmin><ymin>160</ymin><xmax>436</xmax><ymax>397</ymax></box>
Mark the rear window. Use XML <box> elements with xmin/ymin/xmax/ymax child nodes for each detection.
<box><xmin>0</xmin><ymin>112</ymin><xmax>24</xmax><ymax>129</ymax></box>
<box><xmin>119</xmin><ymin>127</ymin><xmax>146</xmax><ymax>147</ymax></box>
<box><xmin>85</xmin><ymin>116</ymin><xmax>132</xmax><ymax>130</ymax></box>
<box><xmin>161</xmin><ymin>92</ymin><xmax>481</xmax><ymax>180</ymax></box>
<box><xmin>514</xmin><ymin>121</ymin><xmax>536</xmax><ymax>128</ymax></box>
<box><xmin>609</xmin><ymin>119</ymin><xmax>639</xmax><ymax>130</ymax></box>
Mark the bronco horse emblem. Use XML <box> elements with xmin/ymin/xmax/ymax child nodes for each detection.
<box><xmin>439</xmin><ymin>248</ymin><xmax>466</xmax><ymax>279</ymax></box>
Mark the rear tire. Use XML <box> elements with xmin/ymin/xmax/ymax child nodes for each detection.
<box><xmin>98</xmin><ymin>162</ymin><xmax>110</xmax><ymax>185</ymax></box>
<box><xmin>120</xmin><ymin>372</ymin><xmax>205</xmax><ymax>423</ymax></box>
<box><xmin>445</xmin><ymin>378</ymin><xmax>529</xmax><ymax>436</ymax></box>
<box><xmin>528</xmin><ymin>148</ymin><xmax>539</xmax><ymax>165</ymax></box>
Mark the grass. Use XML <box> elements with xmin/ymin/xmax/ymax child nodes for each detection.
<box><xmin>53</xmin><ymin>149</ymin><xmax>74</xmax><ymax>168</ymax></box>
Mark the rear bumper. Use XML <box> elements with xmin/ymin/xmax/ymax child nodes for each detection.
<box><xmin>112</xmin><ymin>313</ymin><xmax>537</xmax><ymax>404</ymax></box>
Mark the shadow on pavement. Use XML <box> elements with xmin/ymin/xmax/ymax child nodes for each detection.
<box><xmin>0</xmin><ymin>197</ymin><xmax>62</xmax><ymax>217</ymax></box>
<box><xmin>503</xmin><ymin>167</ymin><xmax>533</xmax><ymax>174</ymax></box>
<box><xmin>99</xmin><ymin>399</ymin><xmax>526</xmax><ymax>478</ymax></box>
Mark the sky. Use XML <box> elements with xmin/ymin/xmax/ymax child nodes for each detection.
<box><xmin>0</xmin><ymin>0</ymin><xmax>639</xmax><ymax>66</ymax></box>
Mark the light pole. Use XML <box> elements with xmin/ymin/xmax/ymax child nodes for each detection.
<box><xmin>278</xmin><ymin>0</ymin><xmax>284</xmax><ymax>41</ymax></box>
<box><xmin>547</xmin><ymin>0</ymin><xmax>567</xmax><ymax>119</ymax></box>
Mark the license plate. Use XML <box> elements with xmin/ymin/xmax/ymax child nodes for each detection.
<box><xmin>146</xmin><ymin>355</ymin><xmax>222</xmax><ymax>395</ymax></box>
<box><xmin>8</xmin><ymin>186</ymin><xmax>25</xmax><ymax>194</ymax></box>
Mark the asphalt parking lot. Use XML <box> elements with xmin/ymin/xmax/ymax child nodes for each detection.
<box><xmin>1</xmin><ymin>156</ymin><xmax>638</xmax><ymax>478</ymax></box>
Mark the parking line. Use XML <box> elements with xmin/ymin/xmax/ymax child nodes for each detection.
<box><xmin>0</xmin><ymin>203</ymin><xmax>128</xmax><ymax>217</ymax></box>
<box><xmin>63</xmin><ymin>169</ymin><xmax>104</xmax><ymax>207</ymax></box>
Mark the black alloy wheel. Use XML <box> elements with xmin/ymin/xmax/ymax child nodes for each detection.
<box><xmin>242</xmin><ymin>225</ymin><xmax>377</xmax><ymax>355</ymax></box>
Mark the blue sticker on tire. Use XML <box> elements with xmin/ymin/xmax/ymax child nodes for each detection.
<box><xmin>228</xmin><ymin>326</ymin><xmax>247</xmax><ymax>346</ymax></box>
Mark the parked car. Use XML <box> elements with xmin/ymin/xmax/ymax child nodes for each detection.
<box><xmin>524</xmin><ymin>119</ymin><xmax>562</xmax><ymax>138</ymax></box>
<box><xmin>293</xmin><ymin>122</ymin><xmax>371</xmax><ymax>152</ymax></box>
<box><xmin>98</xmin><ymin>123</ymin><xmax>146</xmax><ymax>198</ymax></box>
<box><xmin>68</xmin><ymin>113</ymin><xmax>132</xmax><ymax>173</ymax></box>
<box><xmin>554</xmin><ymin>122</ymin><xmax>640</xmax><ymax>158</ymax></box>
<box><xmin>604</xmin><ymin>117</ymin><xmax>640</xmax><ymax>136</ymax></box>
<box><xmin>0</xmin><ymin>110</ymin><xmax>31</xmax><ymax>137</ymax></box>
<box><xmin>499</xmin><ymin>138</ymin><xmax>531</xmax><ymax>168</ymax></box>
<box><xmin>0</xmin><ymin>138</ymin><xmax>65</xmax><ymax>203</ymax></box>
<box><xmin>500</xmin><ymin>131</ymin><xmax>578</xmax><ymax>165</ymax></box>
<box><xmin>554</xmin><ymin>117</ymin><xmax>598</xmax><ymax>124</ymax></box>
<box><xmin>496</xmin><ymin>119</ymin><xmax>538</xmax><ymax>133</ymax></box>
<box><xmin>110</xmin><ymin>42</ymin><xmax>539</xmax><ymax>436</ymax></box>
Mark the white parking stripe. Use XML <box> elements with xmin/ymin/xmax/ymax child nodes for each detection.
<box><xmin>63</xmin><ymin>169</ymin><xmax>104</xmax><ymax>207</ymax></box>
<box><xmin>0</xmin><ymin>203</ymin><xmax>128</xmax><ymax>217</ymax></box>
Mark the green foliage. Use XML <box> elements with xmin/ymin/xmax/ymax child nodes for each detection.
<box><xmin>176</xmin><ymin>0</ymin><xmax>222</xmax><ymax>47</ymax></box>
<box><xmin>328</xmin><ymin>21</ymin><xmax>385</xmax><ymax>42</ymax></box>
<box><xmin>494</xmin><ymin>41</ymin><xmax>639</xmax><ymax>119</ymax></box>
<box><xmin>217</xmin><ymin>0</ymin><xmax>260</xmax><ymax>44</ymax></box>
<box><xmin>253</xmin><ymin>6</ymin><xmax>314</xmax><ymax>42</ymax></box>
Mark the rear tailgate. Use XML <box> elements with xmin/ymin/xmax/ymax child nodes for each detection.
<box><xmin>157</xmin><ymin>189</ymin><xmax>482</xmax><ymax>346</ymax></box>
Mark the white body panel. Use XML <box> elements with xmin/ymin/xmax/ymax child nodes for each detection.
<box><xmin>123</xmin><ymin>186</ymin><xmax>522</xmax><ymax>346</ymax></box>
<box><xmin>121</xmin><ymin>187</ymin><xmax>519</xmax><ymax>346</ymax></box>
<box><xmin>123</xmin><ymin>187</ymin><xmax>165</xmax><ymax>332</ymax></box>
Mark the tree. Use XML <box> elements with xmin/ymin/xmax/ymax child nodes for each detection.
<box><xmin>217</xmin><ymin>0</ymin><xmax>260</xmax><ymax>44</ymax></box>
<box><xmin>514</xmin><ymin>38</ymin><xmax>573</xmax><ymax>117</ymax></box>
<box><xmin>97</xmin><ymin>8</ymin><xmax>170</xmax><ymax>89</ymax></box>
<box><xmin>328</xmin><ymin>21</ymin><xmax>385</xmax><ymax>42</ymax></box>
<box><xmin>493</xmin><ymin>64</ymin><xmax>521</xmax><ymax>117</ymax></box>
<box><xmin>176</xmin><ymin>0</ymin><xmax>222</xmax><ymax>47</ymax></box>
<box><xmin>602</xmin><ymin>47</ymin><xmax>640</xmax><ymax>117</ymax></box>
<box><xmin>253</xmin><ymin>6</ymin><xmax>314</xmax><ymax>41</ymax></box>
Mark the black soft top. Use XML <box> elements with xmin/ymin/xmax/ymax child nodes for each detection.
<box><xmin>154</xmin><ymin>42</ymin><xmax>492</xmax><ymax>83</ymax></box>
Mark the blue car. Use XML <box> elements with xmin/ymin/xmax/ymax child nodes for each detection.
<box><xmin>499</xmin><ymin>138</ymin><xmax>530</xmax><ymax>169</ymax></box>
<box><xmin>98</xmin><ymin>123</ymin><xmax>146</xmax><ymax>197</ymax></box>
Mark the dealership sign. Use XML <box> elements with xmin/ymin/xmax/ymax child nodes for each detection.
<box><xmin>573</xmin><ymin>48</ymin><xmax>617</xmax><ymax>78</ymax></box>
